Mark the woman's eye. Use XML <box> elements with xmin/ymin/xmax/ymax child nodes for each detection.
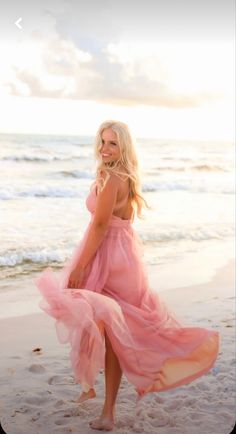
<box><xmin>101</xmin><ymin>140</ymin><xmax>117</xmax><ymax>146</ymax></box>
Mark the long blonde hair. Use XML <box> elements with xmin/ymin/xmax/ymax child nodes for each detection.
<box><xmin>92</xmin><ymin>120</ymin><xmax>150</xmax><ymax>219</ymax></box>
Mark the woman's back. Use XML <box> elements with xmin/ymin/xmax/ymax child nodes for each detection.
<box><xmin>113</xmin><ymin>178</ymin><xmax>133</xmax><ymax>220</ymax></box>
<box><xmin>96</xmin><ymin>172</ymin><xmax>134</xmax><ymax>221</ymax></box>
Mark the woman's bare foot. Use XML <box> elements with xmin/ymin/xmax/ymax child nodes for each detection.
<box><xmin>89</xmin><ymin>414</ymin><xmax>114</xmax><ymax>431</ymax></box>
<box><xmin>74</xmin><ymin>388</ymin><xmax>96</xmax><ymax>404</ymax></box>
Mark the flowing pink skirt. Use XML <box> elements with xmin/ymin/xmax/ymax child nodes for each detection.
<box><xmin>34</xmin><ymin>214</ymin><xmax>220</xmax><ymax>399</ymax></box>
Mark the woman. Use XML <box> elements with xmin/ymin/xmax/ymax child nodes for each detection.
<box><xmin>35</xmin><ymin>120</ymin><xmax>220</xmax><ymax>431</ymax></box>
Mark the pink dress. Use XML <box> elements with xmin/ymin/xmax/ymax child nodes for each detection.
<box><xmin>34</xmin><ymin>183</ymin><xmax>220</xmax><ymax>400</ymax></box>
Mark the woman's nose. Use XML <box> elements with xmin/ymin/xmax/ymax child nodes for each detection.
<box><xmin>102</xmin><ymin>144</ymin><xmax>109</xmax><ymax>151</ymax></box>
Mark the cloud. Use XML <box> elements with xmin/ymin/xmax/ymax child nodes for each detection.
<box><xmin>5</xmin><ymin>34</ymin><xmax>101</xmax><ymax>99</ymax></box>
<box><xmin>1</xmin><ymin>0</ymin><xmax>233</xmax><ymax>108</ymax></box>
<box><xmin>5</xmin><ymin>34</ymin><xmax>230</xmax><ymax>108</ymax></box>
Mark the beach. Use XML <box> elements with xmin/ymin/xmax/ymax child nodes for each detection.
<box><xmin>0</xmin><ymin>258</ymin><xmax>235</xmax><ymax>434</ymax></box>
<box><xmin>0</xmin><ymin>133</ymin><xmax>234</xmax><ymax>433</ymax></box>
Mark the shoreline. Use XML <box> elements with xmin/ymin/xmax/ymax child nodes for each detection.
<box><xmin>0</xmin><ymin>258</ymin><xmax>235</xmax><ymax>434</ymax></box>
<box><xmin>0</xmin><ymin>242</ymin><xmax>234</xmax><ymax>320</ymax></box>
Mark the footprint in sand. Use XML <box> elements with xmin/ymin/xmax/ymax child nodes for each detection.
<box><xmin>115</xmin><ymin>415</ymin><xmax>134</xmax><ymax>430</ymax></box>
<box><xmin>54</xmin><ymin>419</ymin><xmax>69</xmax><ymax>426</ymax></box>
<box><xmin>165</xmin><ymin>399</ymin><xmax>184</xmax><ymax>411</ymax></box>
<box><xmin>48</xmin><ymin>375</ymin><xmax>74</xmax><ymax>385</ymax></box>
<box><xmin>148</xmin><ymin>408</ymin><xmax>170</xmax><ymax>427</ymax></box>
<box><xmin>54</xmin><ymin>408</ymin><xmax>81</xmax><ymax>427</ymax></box>
<box><xmin>54</xmin><ymin>399</ymin><xmax>65</xmax><ymax>408</ymax></box>
<box><xmin>11</xmin><ymin>406</ymin><xmax>28</xmax><ymax>416</ymax></box>
<box><xmin>28</xmin><ymin>364</ymin><xmax>46</xmax><ymax>374</ymax></box>
<box><xmin>196</xmin><ymin>381</ymin><xmax>210</xmax><ymax>391</ymax></box>
<box><xmin>48</xmin><ymin>375</ymin><xmax>62</xmax><ymax>385</ymax></box>
<box><xmin>184</xmin><ymin>397</ymin><xmax>197</xmax><ymax>406</ymax></box>
<box><xmin>30</xmin><ymin>411</ymin><xmax>41</xmax><ymax>422</ymax></box>
<box><xmin>133</xmin><ymin>420</ymin><xmax>152</xmax><ymax>433</ymax></box>
<box><xmin>24</xmin><ymin>395</ymin><xmax>49</xmax><ymax>406</ymax></box>
<box><xmin>154</xmin><ymin>395</ymin><xmax>165</xmax><ymax>404</ymax></box>
<box><xmin>64</xmin><ymin>408</ymin><xmax>82</xmax><ymax>417</ymax></box>
<box><xmin>134</xmin><ymin>407</ymin><xmax>146</xmax><ymax>419</ymax></box>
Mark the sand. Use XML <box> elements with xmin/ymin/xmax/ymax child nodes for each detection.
<box><xmin>0</xmin><ymin>259</ymin><xmax>235</xmax><ymax>434</ymax></box>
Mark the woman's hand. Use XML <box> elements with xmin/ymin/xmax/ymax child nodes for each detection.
<box><xmin>67</xmin><ymin>266</ymin><xmax>85</xmax><ymax>295</ymax></box>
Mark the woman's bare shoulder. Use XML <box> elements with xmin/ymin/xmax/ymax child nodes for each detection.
<box><xmin>100</xmin><ymin>169</ymin><xmax>122</xmax><ymax>184</ymax></box>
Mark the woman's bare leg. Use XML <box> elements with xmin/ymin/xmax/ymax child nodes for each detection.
<box><xmin>90</xmin><ymin>330</ymin><xmax>122</xmax><ymax>430</ymax></box>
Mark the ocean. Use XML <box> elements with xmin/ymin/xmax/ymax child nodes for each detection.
<box><xmin>0</xmin><ymin>133</ymin><xmax>235</xmax><ymax>317</ymax></box>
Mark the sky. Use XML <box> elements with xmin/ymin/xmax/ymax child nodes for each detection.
<box><xmin>0</xmin><ymin>0</ymin><xmax>235</xmax><ymax>140</ymax></box>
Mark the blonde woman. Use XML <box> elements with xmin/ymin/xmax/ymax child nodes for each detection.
<box><xmin>35</xmin><ymin>120</ymin><xmax>219</xmax><ymax>431</ymax></box>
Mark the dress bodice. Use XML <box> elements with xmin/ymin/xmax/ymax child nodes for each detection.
<box><xmin>86</xmin><ymin>183</ymin><xmax>133</xmax><ymax>225</ymax></box>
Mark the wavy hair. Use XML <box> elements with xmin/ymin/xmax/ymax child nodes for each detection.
<box><xmin>91</xmin><ymin>120</ymin><xmax>150</xmax><ymax>219</ymax></box>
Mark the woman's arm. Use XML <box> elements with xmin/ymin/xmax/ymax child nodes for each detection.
<box><xmin>76</xmin><ymin>172</ymin><xmax>120</xmax><ymax>270</ymax></box>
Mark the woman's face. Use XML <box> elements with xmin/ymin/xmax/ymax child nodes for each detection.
<box><xmin>100</xmin><ymin>128</ymin><xmax>121</xmax><ymax>164</ymax></box>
